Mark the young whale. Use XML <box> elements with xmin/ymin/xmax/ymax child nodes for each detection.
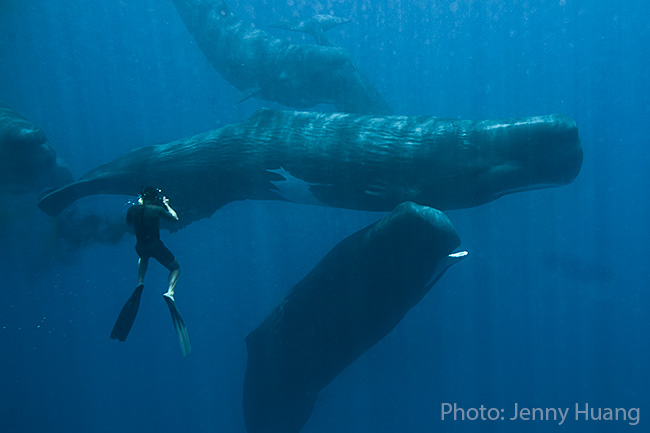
<box><xmin>170</xmin><ymin>0</ymin><xmax>391</xmax><ymax>114</ymax></box>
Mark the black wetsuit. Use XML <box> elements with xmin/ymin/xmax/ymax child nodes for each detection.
<box><xmin>126</xmin><ymin>204</ymin><xmax>179</xmax><ymax>270</ymax></box>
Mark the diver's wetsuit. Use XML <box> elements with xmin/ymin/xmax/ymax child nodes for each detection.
<box><xmin>126</xmin><ymin>204</ymin><xmax>179</xmax><ymax>271</ymax></box>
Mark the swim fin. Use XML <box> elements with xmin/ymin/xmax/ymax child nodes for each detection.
<box><xmin>110</xmin><ymin>283</ymin><xmax>144</xmax><ymax>341</ymax></box>
<box><xmin>163</xmin><ymin>294</ymin><xmax>191</xmax><ymax>357</ymax></box>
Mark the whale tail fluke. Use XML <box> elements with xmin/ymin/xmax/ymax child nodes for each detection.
<box><xmin>38</xmin><ymin>179</ymin><xmax>102</xmax><ymax>217</ymax></box>
<box><xmin>38</xmin><ymin>175</ymin><xmax>136</xmax><ymax>217</ymax></box>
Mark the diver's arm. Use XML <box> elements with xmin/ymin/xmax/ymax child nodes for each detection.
<box><xmin>162</xmin><ymin>197</ymin><xmax>179</xmax><ymax>221</ymax></box>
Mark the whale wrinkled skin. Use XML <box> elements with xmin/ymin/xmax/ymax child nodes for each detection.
<box><xmin>38</xmin><ymin>109</ymin><xmax>582</xmax><ymax>228</ymax></box>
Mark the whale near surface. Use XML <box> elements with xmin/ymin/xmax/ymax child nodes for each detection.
<box><xmin>0</xmin><ymin>101</ymin><xmax>73</xmax><ymax>193</ymax></box>
<box><xmin>171</xmin><ymin>0</ymin><xmax>392</xmax><ymax>114</ymax></box>
<box><xmin>244</xmin><ymin>201</ymin><xmax>467</xmax><ymax>433</ymax></box>
<box><xmin>38</xmin><ymin>109</ymin><xmax>583</xmax><ymax>226</ymax></box>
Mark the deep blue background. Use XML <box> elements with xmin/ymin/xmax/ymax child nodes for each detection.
<box><xmin>1</xmin><ymin>0</ymin><xmax>649</xmax><ymax>432</ymax></box>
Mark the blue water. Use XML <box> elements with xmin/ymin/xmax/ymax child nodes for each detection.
<box><xmin>1</xmin><ymin>0</ymin><xmax>649</xmax><ymax>432</ymax></box>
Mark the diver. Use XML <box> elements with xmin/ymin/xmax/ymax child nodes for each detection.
<box><xmin>110</xmin><ymin>186</ymin><xmax>190</xmax><ymax>356</ymax></box>
<box><xmin>127</xmin><ymin>186</ymin><xmax>180</xmax><ymax>299</ymax></box>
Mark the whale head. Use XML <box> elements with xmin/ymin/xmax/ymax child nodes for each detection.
<box><xmin>476</xmin><ymin>114</ymin><xmax>583</xmax><ymax>201</ymax></box>
<box><xmin>1</xmin><ymin>102</ymin><xmax>72</xmax><ymax>193</ymax></box>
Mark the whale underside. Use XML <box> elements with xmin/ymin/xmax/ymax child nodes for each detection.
<box><xmin>244</xmin><ymin>201</ymin><xmax>467</xmax><ymax>433</ymax></box>
<box><xmin>38</xmin><ymin>109</ymin><xmax>582</xmax><ymax>229</ymax></box>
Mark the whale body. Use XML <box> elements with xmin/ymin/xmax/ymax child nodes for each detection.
<box><xmin>0</xmin><ymin>101</ymin><xmax>73</xmax><ymax>194</ymax></box>
<box><xmin>38</xmin><ymin>109</ymin><xmax>582</xmax><ymax>228</ymax></box>
<box><xmin>171</xmin><ymin>0</ymin><xmax>391</xmax><ymax>114</ymax></box>
<box><xmin>243</xmin><ymin>202</ymin><xmax>467</xmax><ymax>433</ymax></box>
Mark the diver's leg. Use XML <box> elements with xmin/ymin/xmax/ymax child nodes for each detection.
<box><xmin>164</xmin><ymin>260</ymin><xmax>180</xmax><ymax>301</ymax></box>
<box><xmin>138</xmin><ymin>257</ymin><xmax>149</xmax><ymax>285</ymax></box>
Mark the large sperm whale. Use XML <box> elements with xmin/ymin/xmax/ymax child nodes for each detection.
<box><xmin>170</xmin><ymin>0</ymin><xmax>392</xmax><ymax>114</ymax></box>
<box><xmin>38</xmin><ymin>109</ymin><xmax>582</xmax><ymax>228</ymax></box>
<box><xmin>0</xmin><ymin>101</ymin><xmax>72</xmax><ymax>193</ymax></box>
<box><xmin>244</xmin><ymin>201</ymin><xmax>467</xmax><ymax>433</ymax></box>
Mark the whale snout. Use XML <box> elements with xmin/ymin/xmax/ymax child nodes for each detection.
<box><xmin>490</xmin><ymin>114</ymin><xmax>583</xmax><ymax>186</ymax></box>
<box><xmin>473</xmin><ymin>114</ymin><xmax>584</xmax><ymax>205</ymax></box>
<box><xmin>526</xmin><ymin>114</ymin><xmax>583</xmax><ymax>186</ymax></box>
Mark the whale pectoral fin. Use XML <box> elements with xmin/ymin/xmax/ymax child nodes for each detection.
<box><xmin>266</xmin><ymin>167</ymin><xmax>327</xmax><ymax>206</ymax></box>
<box><xmin>424</xmin><ymin>251</ymin><xmax>469</xmax><ymax>290</ymax></box>
<box><xmin>238</xmin><ymin>87</ymin><xmax>262</xmax><ymax>104</ymax></box>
